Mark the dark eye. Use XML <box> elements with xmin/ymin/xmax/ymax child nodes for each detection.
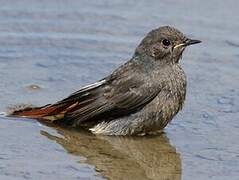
<box><xmin>162</xmin><ymin>39</ymin><xmax>171</xmax><ymax>46</ymax></box>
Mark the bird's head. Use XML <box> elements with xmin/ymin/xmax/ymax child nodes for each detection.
<box><xmin>135</xmin><ymin>26</ymin><xmax>201</xmax><ymax>64</ymax></box>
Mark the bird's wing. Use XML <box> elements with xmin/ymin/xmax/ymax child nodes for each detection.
<box><xmin>11</xmin><ymin>61</ymin><xmax>161</xmax><ymax>124</ymax></box>
<box><xmin>64</xmin><ymin>61</ymin><xmax>161</xmax><ymax>124</ymax></box>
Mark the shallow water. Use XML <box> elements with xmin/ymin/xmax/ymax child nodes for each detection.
<box><xmin>0</xmin><ymin>0</ymin><xmax>238</xmax><ymax>179</ymax></box>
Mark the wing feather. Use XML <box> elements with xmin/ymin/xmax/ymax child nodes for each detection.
<box><xmin>11</xmin><ymin>60</ymin><xmax>162</xmax><ymax>126</ymax></box>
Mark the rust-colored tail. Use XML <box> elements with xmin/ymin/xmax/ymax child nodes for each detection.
<box><xmin>10</xmin><ymin>102</ymin><xmax>79</xmax><ymax>122</ymax></box>
<box><xmin>9</xmin><ymin>80</ymin><xmax>107</xmax><ymax>122</ymax></box>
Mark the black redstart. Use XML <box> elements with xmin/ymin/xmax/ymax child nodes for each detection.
<box><xmin>10</xmin><ymin>26</ymin><xmax>201</xmax><ymax>136</ymax></box>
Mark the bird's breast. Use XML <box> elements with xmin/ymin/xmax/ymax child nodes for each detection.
<box><xmin>140</xmin><ymin>64</ymin><xmax>187</xmax><ymax>130</ymax></box>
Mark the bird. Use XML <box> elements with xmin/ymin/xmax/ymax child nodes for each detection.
<box><xmin>9</xmin><ymin>26</ymin><xmax>201</xmax><ymax>136</ymax></box>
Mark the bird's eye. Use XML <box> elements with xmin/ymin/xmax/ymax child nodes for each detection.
<box><xmin>162</xmin><ymin>39</ymin><xmax>171</xmax><ymax>46</ymax></box>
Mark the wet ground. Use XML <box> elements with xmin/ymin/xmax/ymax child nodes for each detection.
<box><xmin>0</xmin><ymin>0</ymin><xmax>238</xmax><ymax>179</ymax></box>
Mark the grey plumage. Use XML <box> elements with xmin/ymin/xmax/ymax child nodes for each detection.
<box><xmin>11</xmin><ymin>26</ymin><xmax>201</xmax><ymax>136</ymax></box>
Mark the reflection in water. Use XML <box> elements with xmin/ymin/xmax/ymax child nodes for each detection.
<box><xmin>41</xmin><ymin>126</ymin><xmax>181</xmax><ymax>180</ymax></box>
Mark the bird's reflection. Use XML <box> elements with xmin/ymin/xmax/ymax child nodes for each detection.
<box><xmin>41</xmin><ymin>126</ymin><xmax>181</xmax><ymax>180</ymax></box>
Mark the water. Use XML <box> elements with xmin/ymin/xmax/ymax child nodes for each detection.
<box><xmin>0</xmin><ymin>0</ymin><xmax>238</xmax><ymax>179</ymax></box>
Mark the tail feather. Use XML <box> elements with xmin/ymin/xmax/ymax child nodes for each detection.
<box><xmin>10</xmin><ymin>102</ymin><xmax>79</xmax><ymax>122</ymax></box>
<box><xmin>8</xmin><ymin>79</ymin><xmax>107</xmax><ymax>123</ymax></box>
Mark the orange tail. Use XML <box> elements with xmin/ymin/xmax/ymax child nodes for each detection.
<box><xmin>10</xmin><ymin>102</ymin><xmax>79</xmax><ymax>122</ymax></box>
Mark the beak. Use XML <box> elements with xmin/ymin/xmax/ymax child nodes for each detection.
<box><xmin>184</xmin><ymin>39</ymin><xmax>201</xmax><ymax>46</ymax></box>
<box><xmin>174</xmin><ymin>39</ymin><xmax>201</xmax><ymax>49</ymax></box>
